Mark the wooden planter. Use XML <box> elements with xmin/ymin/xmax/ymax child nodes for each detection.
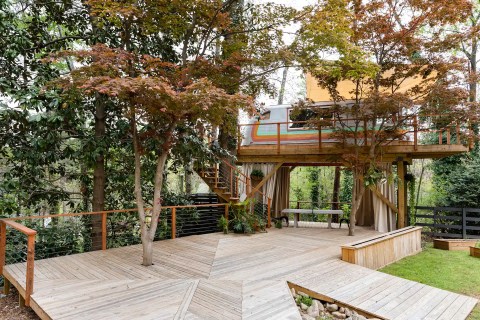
<box><xmin>433</xmin><ymin>239</ymin><xmax>477</xmax><ymax>251</ymax></box>
<box><xmin>470</xmin><ymin>246</ymin><xmax>480</xmax><ymax>258</ymax></box>
<box><xmin>341</xmin><ymin>226</ymin><xmax>422</xmax><ymax>270</ymax></box>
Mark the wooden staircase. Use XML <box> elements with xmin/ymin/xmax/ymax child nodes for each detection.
<box><xmin>195</xmin><ymin>157</ymin><xmax>272</xmax><ymax>227</ymax></box>
<box><xmin>195</xmin><ymin>162</ymin><xmax>244</xmax><ymax>203</ymax></box>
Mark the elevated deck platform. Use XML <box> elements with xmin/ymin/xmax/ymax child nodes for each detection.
<box><xmin>3</xmin><ymin>226</ymin><xmax>477</xmax><ymax>319</ymax></box>
<box><xmin>237</xmin><ymin>143</ymin><xmax>470</xmax><ymax>164</ymax></box>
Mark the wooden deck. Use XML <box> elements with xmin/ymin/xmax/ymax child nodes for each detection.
<box><xmin>237</xmin><ymin>143</ymin><xmax>470</xmax><ymax>164</ymax></box>
<box><xmin>3</xmin><ymin>225</ymin><xmax>478</xmax><ymax>320</ymax></box>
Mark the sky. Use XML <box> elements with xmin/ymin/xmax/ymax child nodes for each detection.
<box><xmin>252</xmin><ymin>0</ymin><xmax>316</xmax><ymax>107</ymax></box>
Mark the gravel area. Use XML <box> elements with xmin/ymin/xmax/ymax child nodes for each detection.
<box><xmin>0</xmin><ymin>287</ymin><xmax>39</xmax><ymax>320</ymax></box>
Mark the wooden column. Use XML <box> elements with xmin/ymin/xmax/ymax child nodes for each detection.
<box><xmin>171</xmin><ymin>208</ymin><xmax>177</xmax><ymax>239</ymax></box>
<box><xmin>101</xmin><ymin>212</ymin><xmax>107</xmax><ymax>251</ymax></box>
<box><xmin>397</xmin><ymin>161</ymin><xmax>407</xmax><ymax>229</ymax></box>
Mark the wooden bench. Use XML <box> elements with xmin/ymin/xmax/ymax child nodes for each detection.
<box><xmin>281</xmin><ymin>208</ymin><xmax>344</xmax><ymax>229</ymax></box>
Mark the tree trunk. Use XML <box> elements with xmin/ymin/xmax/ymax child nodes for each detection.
<box><xmin>278</xmin><ymin>67</ymin><xmax>288</xmax><ymax>105</ymax></box>
<box><xmin>91</xmin><ymin>99</ymin><xmax>106</xmax><ymax>250</ymax></box>
<box><xmin>414</xmin><ymin>159</ymin><xmax>425</xmax><ymax>217</ymax></box>
<box><xmin>185</xmin><ymin>162</ymin><xmax>193</xmax><ymax>194</ymax></box>
<box><xmin>349</xmin><ymin>172</ymin><xmax>364</xmax><ymax>236</ymax></box>
<box><xmin>332</xmin><ymin>166</ymin><xmax>341</xmax><ymax>223</ymax></box>
<box><xmin>141</xmin><ymin>235</ymin><xmax>154</xmax><ymax>266</ymax></box>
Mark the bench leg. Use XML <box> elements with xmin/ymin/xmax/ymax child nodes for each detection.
<box><xmin>328</xmin><ymin>215</ymin><xmax>332</xmax><ymax>229</ymax></box>
<box><xmin>4</xmin><ymin>278</ymin><xmax>10</xmax><ymax>295</ymax></box>
<box><xmin>294</xmin><ymin>213</ymin><xmax>299</xmax><ymax>228</ymax></box>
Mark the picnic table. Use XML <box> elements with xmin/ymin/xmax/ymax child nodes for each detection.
<box><xmin>281</xmin><ymin>208</ymin><xmax>344</xmax><ymax>228</ymax></box>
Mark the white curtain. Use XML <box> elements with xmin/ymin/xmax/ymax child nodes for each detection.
<box><xmin>372</xmin><ymin>165</ymin><xmax>396</xmax><ymax>232</ymax></box>
<box><xmin>259</xmin><ymin>163</ymin><xmax>277</xmax><ymax>203</ymax></box>
<box><xmin>240</xmin><ymin>164</ymin><xmax>254</xmax><ymax>198</ymax></box>
<box><xmin>240</xmin><ymin>163</ymin><xmax>278</xmax><ymax>204</ymax></box>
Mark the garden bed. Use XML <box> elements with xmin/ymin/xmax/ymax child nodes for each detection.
<box><xmin>434</xmin><ymin>239</ymin><xmax>478</xmax><ymax>251</ymax></box>
<box><xmin>471</xmin><ymin>246</ymin><xmax>480</xmax><ymax>258</ymax></box>
<box><xmin>341</xmin><ymin>226</ymin><xmax>422</xmax><ymax>270</ymax></box>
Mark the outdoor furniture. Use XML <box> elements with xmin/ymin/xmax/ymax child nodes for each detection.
<box><xmin>281</xmin><ymin>208</ymin><xmax>344</xmax><ymax>228</ymax></box>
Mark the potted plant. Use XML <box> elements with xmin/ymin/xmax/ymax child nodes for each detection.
<box><xmin>217</xmin><ymin>216</ymin><xmax>229</xmax><ymax>234</ymax></box>
<box><xmin>250</xmin><ymin>169</ymin><xmax>264</xmax><ymax>182</ymax></box>
<box><xmin>470</xmin><ymin>242</ymin><xmax>480</xmax><ymax>258</ymax></box>
<box><xmin>230</xmin><ymin>200</ymin><xmax>256</xmax><ymax>234</ymax></box>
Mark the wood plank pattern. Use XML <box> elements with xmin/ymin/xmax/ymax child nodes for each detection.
<box><xmin>3</xmin><ymin>226</ymin><xmax>477</xmax><ymax>320</ymax></box>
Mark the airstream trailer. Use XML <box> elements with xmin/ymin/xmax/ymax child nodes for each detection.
<box><xmin>242</xmin><ymin>101</ymin><xmax>350</xmax><ymax>146</ymax></box>
<box><xmin>241</xmin><ymin>101</ymin><xmax>412</xmax><ymax>146</ymax></box>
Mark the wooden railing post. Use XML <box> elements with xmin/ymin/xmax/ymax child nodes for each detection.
<box><xmin>364</xmin><ymin>119</ymin><xmax>368</xmax><ymax>146</ymax></box>
<box><xmin>237</xmin><ymin>125</ymin><xmax>241</xmax><ymax>154</ymax></box>
<box><xmin>214</xmin><ymin>163</ymin><xmax>219</xmax><ymax>188</ymax></box>
<box><xmin>456</xmin><ymin>122</ymin><xmax>461</xmax><ymax>145</ymax></box>
<box><xmin>25</xmin><ymin>234</ymin><xmax>35</xmax><ymax>307</ymax></box>
<box><xmin>230</xmin><ymin>167</ymin><xmax>234</xmax><ymax>198</ymax></box>
<box><xmin>413</xmin><ymin>116</ymin><xmax>418</xmax><ymax>150</ymax></box>
<box><xmin>171</xmin><ymin>208</ymin><xmax>176</xmax><ymax>239</ymax></box>
<box><xmin>101</xmin><ymin>212</ymin><xmax>107</xmax><ymax>251</ymax></box>
<box><xmin>447</xmin><ymin>128</ymin><xmax>451</xmax><ymax>145</ymax></box>
<box><xmin>235</xmin><ymin>175</ymin><xmax>239</xmax><ymax>198</ymax></box>
<box><xmin>439</xmin><ymin>130</ymin><xmax>443</xmax><ymax>145</ymax></box>
<box><xmin>318</xmin><ymin>125</ymin><xmax>322</xmax><ymax>151</ymax></box>
<box><xmin>224</xmin><ymin>205</ymin><xmax>229</xmax><ymax>224</ymax></box>
<box><xmin>267</xmin><ymin>198</ymin><xmax>272</xmax><ymax>228</ymax></box>
<box><xmin>0</xmin><ymin>221</ymin><xmax>6</xmax><ymax>277</ymax></box>
<box><xmin>276</xmin><ymin>123</ymin><xmax>281</xmax><ymax>154</ymax></box>
<box><xmin>462</xmin><ymin>208</ymin><xmax>467</xmax><ymax>239</ymax></box>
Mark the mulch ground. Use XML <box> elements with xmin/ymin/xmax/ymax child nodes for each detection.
<box><xmin>0</xmin><ymin>287</ymin><xmax>39</xmax><ymax>320</ymax></box>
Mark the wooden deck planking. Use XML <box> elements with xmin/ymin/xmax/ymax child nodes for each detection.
<box><xmin>2</xmin><ymin>226</ymin><xmax>477</xmax><ymax>320</ymax></box>
<box><xmin>242</xmin><ymin>281</ymin><xmax>301</xmax><ymax>320</ymax></box>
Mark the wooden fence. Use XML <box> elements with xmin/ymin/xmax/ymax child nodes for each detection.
<box><xmin>414</xmin><ymin>206</ymin><xmax>480</xmax><ymax>239</ymax></box>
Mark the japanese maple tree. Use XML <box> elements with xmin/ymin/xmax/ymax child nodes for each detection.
<box><xmin>50</xmin><ymin>0</ymin><xmax>296</xmax><ymax>265</ymax></box>
<box><xmin>296</xmin><ymin>0</ymin><xmax>474</xmax><ymax>235</ymax></box>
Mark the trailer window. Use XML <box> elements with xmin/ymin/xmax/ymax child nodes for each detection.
<box><xmin>288</xmin><ymin>108</ymin><xmax>333</xmax><ymax>129</ymax></box>
<box><xmin>260</xmin><ymin>111</ymin><xmax>270</xmax><ymax>120</ymax></box>
<box><xmin>289</xmin><ymin>109</ymin><xmax>316</xmax><ymax>128</ymax></box>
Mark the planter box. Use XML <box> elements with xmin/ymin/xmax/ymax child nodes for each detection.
<box><xmin>434</xmin><ymin>239</ymin><xmax>478</xmax><ymax>251</ymax></box>
<box><xmin>341</xmin><ymin>226</ymin><xmax>422</xmax><ymax>270</ymax></box>
<box><xmin>471</xmin><ymin>246</ymin><xmax>480</xmax><ymax>258</ymax></box>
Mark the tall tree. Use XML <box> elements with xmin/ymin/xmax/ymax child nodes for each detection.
<box><xmin>51</xmin><ymin>0</ymin><xmax>296</xmax><ymax>265</ymax></box>
<box><xmin>296</xmin><ymin>0</ymin><xmax>473</xmax><ymax>235</ymax></box>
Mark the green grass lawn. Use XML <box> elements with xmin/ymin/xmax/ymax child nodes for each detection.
<box><xmin>380</xmin><ymin>244</ymin><xmax>480</xmax><ymax>320</ymax></box>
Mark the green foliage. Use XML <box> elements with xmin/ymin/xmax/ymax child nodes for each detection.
<box><xmin>295</xmin><ymin>295</ymin><xmax>313</xmax><ymax>307</ymax></box>
<box><xmin>218</xmin><ymin>215</ymin><xmax>229</xmax><ymax>234</ymax></box>
<box><xmin>250</xmin><ymin>169</ymin><xmax>264</xmax><ymax>179</ymax></box>
<box><xmin>274</xmin><ymin>219</ymin><xmax>283</xmax><ymax>229</ymax></box>
<box><xmin>431</xmin><ymin>151</ymin><xmax>480</xmax><ymax>208</ymax></box>
<box><xmin>339</xmin><ymin>169</ymin><xmax>353</xmax><ymax>205</ymax></box>
<box><xmin>229</xmin><ymin>200</ymin><xmax>265</xmax><ymax>234</ymax></box>
<box><xmin>309</xmin><ymin>168</ymin><xmax>320</xmax><ymax>208</ymax></box>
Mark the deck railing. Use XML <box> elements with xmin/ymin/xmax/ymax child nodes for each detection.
<box><xmin>237</xmin><ymin>115</ymin><xmax>473</xmax><ymax>154</ymax></box>
<box><xmin>0</xmin><ymin>203</ymin><xmax>230</xmax><ymax>306</ymax></box>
